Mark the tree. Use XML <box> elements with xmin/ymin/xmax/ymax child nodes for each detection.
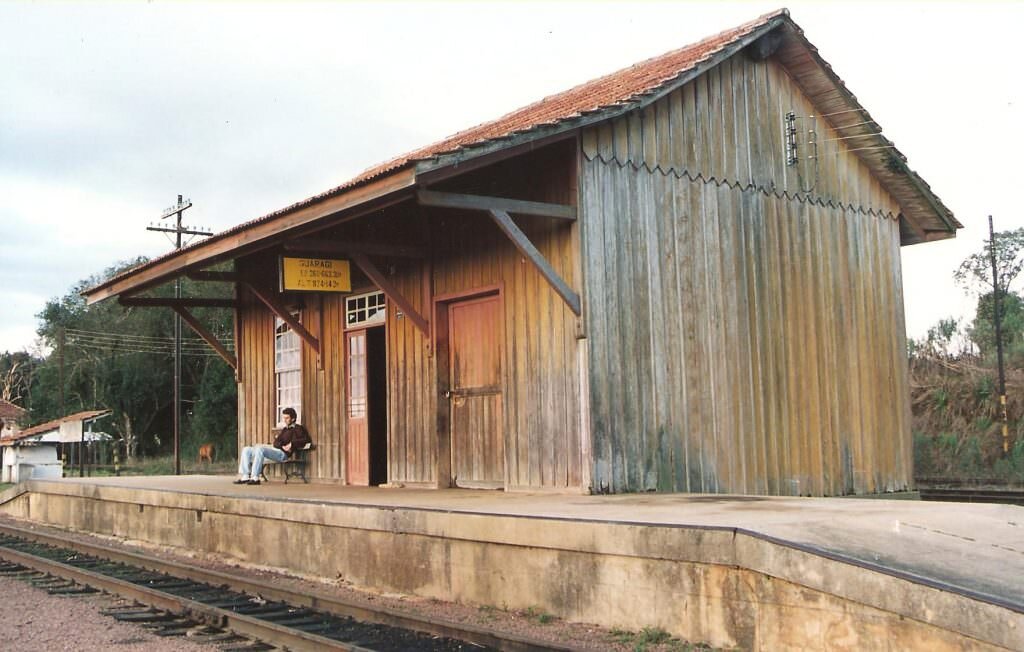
<box><xmin>969</xmin><ymin>291</ymin><xmax>1024</xmax><ymax>357</ymax></box>
<box><xmin>954</xmin><ymin>227</ymin><xmax>1024</xmax><ymax>297</ymax></box>
<box><xmin>0</xmin><ymin>351</ymin><xmax>36</xmax><ymax>407</ymax></box>
<box><xmin>955</xmin><ymin>227</ymin><xmax>1024</xmax><ymax>357</ymax></box>
<box><xmin>30</xmin><ymin>258</ymin><xmax>236</xmax><ymax>461</ymax></box>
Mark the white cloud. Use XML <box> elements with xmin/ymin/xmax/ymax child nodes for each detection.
<box><xmin>0</xmin><ymin>1</ymin><xmax>1021</xmax><ymax>351</ymax></box>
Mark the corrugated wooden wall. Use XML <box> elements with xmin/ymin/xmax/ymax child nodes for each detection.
<box><xmin>234</xmin><ymin>141</ymin><xmax>584</xmax><ymax>489</ymax></box>
<box><xmin>236</xmin><ymin>260</ymin><xmax>275</xmax><ymax>453</ymax></box>
<box><xmin>235</xmin><ymin>258</ymin><xmax>347</xmax><ymax>482</ymax></box>
<box><xmin>386</xmin><ymin>142</ymin><xmax>585</xmax><ymax>489</ymax></box>
<box><xmin>579</xmin><ymin>55</ymin><xmax>912</xmax><ymax>495</ymax></box>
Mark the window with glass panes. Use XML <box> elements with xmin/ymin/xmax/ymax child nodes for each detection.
<box><xmin>346</xmin><ymin>291</ymin><xmax>386</xmax><ymax>328</ymax></box>
<box><xmin>274</xmin><ymin>315</ymin><xmax>301</xmax><ymax>426</ymax></box>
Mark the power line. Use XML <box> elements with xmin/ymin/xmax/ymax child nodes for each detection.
<box><xmin>63</xmin><ymin>327</ymin><xmax>233</xmax><ymax>349</ymax></box>
<box><xmin>63</xmin><ymin>328</ymin><xmax>230</xmax><ymax>341</ymax></box>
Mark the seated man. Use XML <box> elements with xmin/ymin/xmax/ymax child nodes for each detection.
<box><xmin>234</xmin><ymin>407</ymin><xmax>312</xmax><ymax>485</ymax></box>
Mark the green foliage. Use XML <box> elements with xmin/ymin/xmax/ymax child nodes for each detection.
<box><xmin>908</xmin><ymin>316</ymin><xmax>970</xmax><ymax>358</ymax></box>
<box><xmin>187</xmin><ymin>357</ymin><xmax>238</xmax><ymax>460</ymax></box>
<box><xmin>609</xmin><ymin>626</ymin><xmax>712</xmax><ymax>652</ymax></box>
<box><xmin>24</xmin><ymin>258</ymin><xmax>237</xmax><ymax>461</ymax></box>
<box><xmin>969</xmin><ymin>291</ymin><xmax>1024</xmax><ymax>356</ymax></box>
<box><xmin>522</xmin><ymin>605</ymin><xmax>555</xmax><ymax>625</ymax></box>
<box><xmin>954</xmin><ymin>227</ymin><xmax>1024</xmax><ymax>295</ymax></box>
<box><xmin>956</xmin><ymin>436</ymin><xmax>984</xmax><ymax>475</ymax></box>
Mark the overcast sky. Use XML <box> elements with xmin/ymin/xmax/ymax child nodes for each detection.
<box><xmin>1</xmin><ymin>1</ymin><xmax>1021</xmax><ymax>354</ymax></box>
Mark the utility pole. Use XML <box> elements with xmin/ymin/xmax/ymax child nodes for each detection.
<box><xmin>58</xmin><ymin>326</ymin><xmax>65</xmax><ymax>418</ymax></box>
<box><xmin>988</xmin><ymin>215</ymin><xmax>1010</xmax><ymax>457</ymax></box>
<box><xmin>147</xmin><ymin>196</ymin><xmax>212</xmax><ymax>474</ymax></box>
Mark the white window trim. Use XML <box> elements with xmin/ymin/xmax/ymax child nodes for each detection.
<box><xmin>274</xmin><ymin>313</ymin><xmax>302</xmax><ymax>427</ymax></box>
<box><xmin>345</xmin><ymin>290</ymin><xmax>386</xmax><ymax>329</ymax></box>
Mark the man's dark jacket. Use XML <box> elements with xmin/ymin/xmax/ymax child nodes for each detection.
<box><xmin>273</xmin><ymin>424</ymin><xmax>312</xmax><ymax>458</ymax></box>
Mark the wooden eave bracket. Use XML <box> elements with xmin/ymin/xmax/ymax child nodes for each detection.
<box><xmin>898</xmin><ymin>213</ymin><xmax>927</xmax><ymax>243</ymax></box>
<box><xmin>487</xmin><ymin>209</ymin><xmax>582</xmax><ymax>316</ymax></box>
<box><xmin>171</xmin><ymin>305</ymin><xmax>237</xmax><ymax>370</ymax></box>
<box><xmin>116</xmin><ymin>296</ymin><xmax>237</xmax><ymax>369</ymax></box>
<box><xmin>416</xmin><ymin>191</ymin><xmax>581</xmax><ymax>316</ymax></box>
<box><xmin>241</xmin><ymin>281</ymin><xmax>321</xmax><ymax>356</ymax></box>
<box><xmin>417</xmin><ymin>190</ymin><xmax>576</xmax><ymax>221</ymax></box>
<box><xmin>118</xmin><ymin>297</ymin><xmax>237</xmax><ymax>309</ymax></box>
<box><xmin>349</xmin><ymin>252</ymin><xmax>430</xmax><ymax>336</ymax></box>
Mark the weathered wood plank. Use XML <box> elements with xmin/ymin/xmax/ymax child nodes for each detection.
<box><xmin>417</xmin><ymin>190</ymin><xmax>577</xmax><ymax>220</ymax></box>
<box><xmin>350</xmin><ymin>252</ymin><xmax>430</xmax><ymax>336</ymax></box>
<box><xmin>242</xmin><ymin>281</ymin><xmax>320</xmax><ymax>356</ymax></box>
<box><xmin>486</xmin><ymin>209</ymin><xmax>581</xmax><ymax>316</ymax></box>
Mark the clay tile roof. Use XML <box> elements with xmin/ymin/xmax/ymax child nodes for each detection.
<box><xmin>0</xmin><ymin>399</ymin><xmax>27</xmax><ymax>420</ymax></box>
<box><xmin>348</xmin><ymin>8</ymin><xmax>786</xmax><ymax>186</ymax></box>
<box><xmin>3</xmin><ymin>409</ymin><xmax>112</xmax><ymax>443</ymax></box>
<box><xmin>87</xmin><ymin>9</ymin><xmax>785</xmax><ymax>295</ymax></box>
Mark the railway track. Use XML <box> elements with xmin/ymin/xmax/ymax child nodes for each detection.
<box><xmin>0</xmin><ymin>521</ymin><xmax>565</xmax><ymax>652</ymax></box>
<box><xmin>918</xmin><ymin>487</ymin><xmax>1024</xmax><ymax>506</ymax></box>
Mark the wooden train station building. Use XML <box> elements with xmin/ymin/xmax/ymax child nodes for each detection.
<box><xmin>84</xmin><ymin>9</ymin><xmax>959</xmax><ymax>497</ymax></box>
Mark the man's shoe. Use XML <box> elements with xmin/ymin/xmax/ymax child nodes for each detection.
<box><xmin>247</xmin><ymin>479</ymin><xmax>261</xmax><ymax>485</ymax></box>
<box><xmin>232</xmin><ymin>478</ymin><xmax>248</xmax><ymax>485</ymax></box>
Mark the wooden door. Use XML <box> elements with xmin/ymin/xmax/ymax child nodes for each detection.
<box><xmin>346</xmin><ymin>329</ymin><xmax>369</xmax><ymax>485</ymax></box>
<box><xmin>448</xmin><ymin>295</ymin><xmax>504</xmax><ymax>488</ymax></box>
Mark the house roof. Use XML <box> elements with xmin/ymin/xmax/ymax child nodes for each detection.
<box><xmin>84</xmin><ymin>8</ymin><xmax>957</xmax><ymax>304</ymax></box>
<box><xmin>2</xmin><ymin>409</ymin><xmax>112</xmax><ymax>444</ymax></box>
<box><xmin>0</xmin><ymin>399</ymin><xmax>27</xmax><ymax>420</ymax></box>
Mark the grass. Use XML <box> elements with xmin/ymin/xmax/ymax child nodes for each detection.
<box><xmin>62</xmin><ymin>454</ymin><xmax>237</xmax><ymax>478</ymax></box>
<box><xmin>522</xmin><ymin>605</ymin><xmax>555</xmax><ymax>625</ymax></box>
<box><xmin>610</xmin><ymin>626</ymin><xmax>717</xmax><ymax>652</ymax></box>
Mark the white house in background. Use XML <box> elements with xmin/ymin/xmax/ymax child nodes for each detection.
<box><xmin>0</xmin><ymin>409</ymin><xmax>111</xmax><ymax>483</ymax></box>
<box><xmin>0</xmin><ymin>399</ymin><xmax>26</xmax><ymax>440</ymax></box>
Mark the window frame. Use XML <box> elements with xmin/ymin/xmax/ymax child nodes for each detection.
<box><xmin>274</xmin><ymin>313</ymin><xmax>302</xmax><ymax>427</ymax></box>
<box><xmin>345</xmin><ymin>290</ymin><xmax>386</xmax><ymax>330</ymax></box>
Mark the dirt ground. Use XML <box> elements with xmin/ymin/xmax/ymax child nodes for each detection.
<box><xmin>0</xmin><ymin>514</ymin><xmax>722</xmax><ymax>651</ymax></box>
<box><xmin>0</xmin><ymin>575</ymin><xmax>210</xmax><ymax>652</ymax></box>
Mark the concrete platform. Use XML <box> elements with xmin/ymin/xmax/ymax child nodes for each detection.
<box><xmin>2</xmin><ymin>476</ymin><xmax>1021</xmax><ymax>650</ymax></box>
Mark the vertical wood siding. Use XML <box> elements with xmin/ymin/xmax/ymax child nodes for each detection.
<box><xmin>235</xmin><ymin>258</ymin><xmax>347</xmax><ymax>482</ymax></box>
<box><xmin>580</xmin><ymin>56</ymin><xmax>911</xmax><ymax>495</ymax></box>
<box><xmin>236</xmin><ymin>141</ymin><xmax>584</xmax><ymax>490</ymax></box>
<box><xmin>386</xmin><ymin>143</ymin><xmax>584</xmax><ymax>489</ymax></box>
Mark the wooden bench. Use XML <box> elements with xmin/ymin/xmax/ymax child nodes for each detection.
<box><xmin>260</xmin><ymin>442</ymin><xmax>315</xmax><ymax>484</ymax></box>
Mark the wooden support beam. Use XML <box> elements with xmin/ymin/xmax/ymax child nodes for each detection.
<box><xmin>283</xmin><ymin>239</ymin><xmax>426</xmax><ymax>259</ymax></box>
<box><xmin>83</xmin><ymin>168</ymin><xmax>417</xmax><ymax>305</ymax></box>
<box><xmin>898</xmin><ymin>213</ymin><xmax>927</xmax><ymax>243</ymax></box>
<box><xmin>349</xmin><ymin>252</ymin><xmax>430</xmax><ymax>336</ymax></box>
<box><xmin>417</xmin><ymin>190</ymin><xmax>576</xmax><ymax>221</ymax></box>
<box><xmin>171</xmin><ymin>306</ymin><xmax>237</xmax><ymax>370</ymax></box>
<box><xmin>487</xmin><ymin>209</ymin><xmax>581</xmax><ymax>316</ymax></box>
<box><xmin>241</xmin><ymin>282</ymin><xmax>321</xmax><ymax>356</ymax></box>
<box><xmin>186</xmin><ymin>270</ymin><xmax>239</xmax><ymax>282</ymax></box>
<box><xmin>118</xmin><ymin>297</ymin><xmax>237</xmax><ymax>309</ymax></box>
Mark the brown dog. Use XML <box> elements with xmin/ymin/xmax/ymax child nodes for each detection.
<box><xmin>198</xmin><ymin>443</ymin><xmax>215</xmax><ymax>464</ymax></box>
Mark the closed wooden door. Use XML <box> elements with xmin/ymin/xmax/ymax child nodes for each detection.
<box><xmin>346</xmin><ymin>329</ymin><xmax>369</xmax><ymax>485</ymax></box>
<box><xmin>448</xmin><ymin>295</ymin><xmax>504</xmax><ymax>488</ymax></box>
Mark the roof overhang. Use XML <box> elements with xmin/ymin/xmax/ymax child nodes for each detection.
<box><xmin>84</xmin><ymin>167</ymin><xmax>417</xmax><ymax>304</ymax></box>
<box><xmin>82</xmin><ymin>11</ymin><xmax>957</xmax><ymax>305</ymax></box>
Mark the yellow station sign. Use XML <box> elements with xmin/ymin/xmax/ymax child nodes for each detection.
<box><xmin>280</xmin><ymin>256</ymin><xmax>351</xmax><ymax>292</ymax></box>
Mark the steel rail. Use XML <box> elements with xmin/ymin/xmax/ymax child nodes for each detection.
<box><xmin>0</xmin><ymin>541</ymin><xmax>361</xmax><ymax>651</ymax></box>
<box><xmin>0</xmin><ymin>521</ymin><xmax>565</xmax><ymax>652</ymax></box>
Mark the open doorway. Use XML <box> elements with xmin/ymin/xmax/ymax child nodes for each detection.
<box><xmin>345</xmin><ymin>291</ymin><xmax>388</xmax><ymax>486</ymax></box>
